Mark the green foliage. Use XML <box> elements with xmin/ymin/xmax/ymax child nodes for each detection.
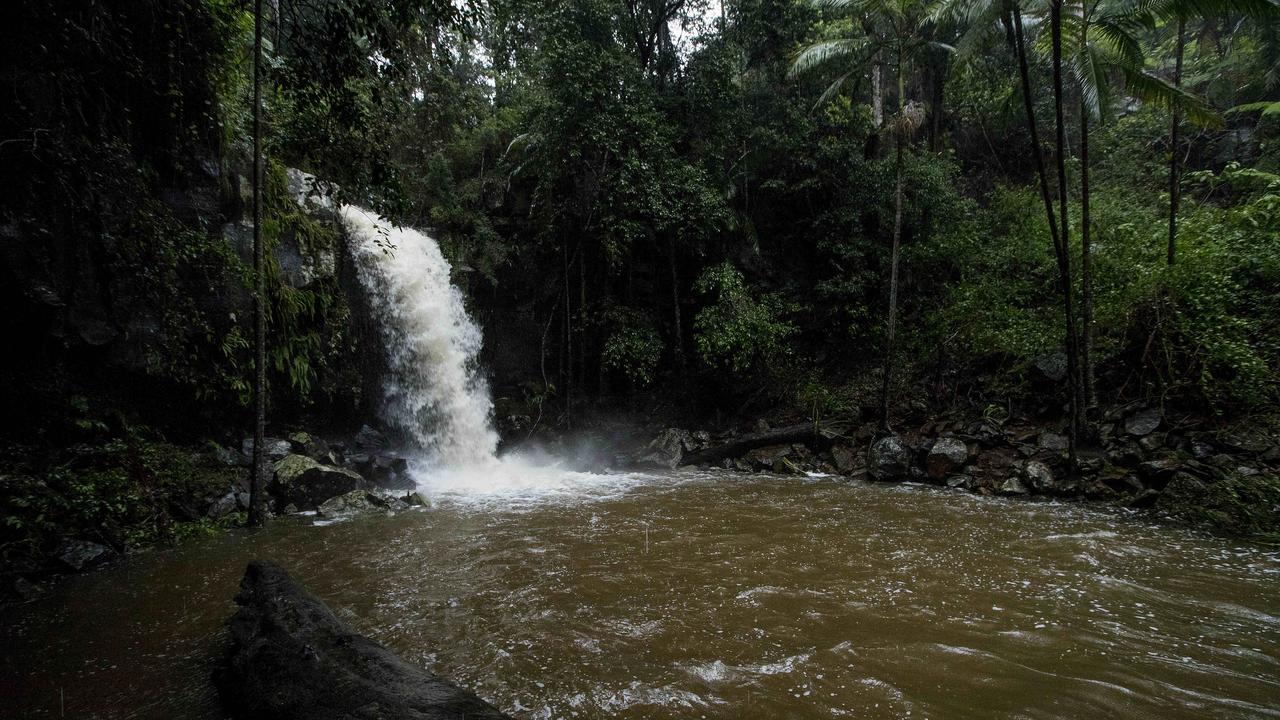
<box><xmin>260</xmin><ymin>161</ymin><xmax>355</xmax><ymax>405</ymax></box>
<box><xmin>694</xmin><ymin>263</ymin><xmax>797</xmax><ymax>374</ymax></box>
<box><xmin>1</xmin><ymin>411</ymin><xmax>243</xmax><ymax>570</ymax></box>
<box><xmin>1158</xmin><ymin>165</ymin><xmax>1280</xmax><ymax>407</ymax></box>
<box><xmin>923</xmin><ymin>163</ymin><xmax>1280</xmax><ymax>410</ymax></box>
<box><xmin>599</xmin><ymin>308</ymin><xmax>664</xmax><ymax>387</ymax></box>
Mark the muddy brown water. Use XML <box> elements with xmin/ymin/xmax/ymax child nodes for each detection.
<box><xmin>2</xmin><ymin>471</ymin><xmax>1278</xmax><ymax>719</ymax></box>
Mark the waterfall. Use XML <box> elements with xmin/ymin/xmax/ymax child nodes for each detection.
<box><xmin>342</xmin><ymin>205</ymin><xmax>498</xmax><ymax>467</ymax></box>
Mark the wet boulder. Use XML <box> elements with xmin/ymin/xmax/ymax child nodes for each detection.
<box><xmin>241</xmin><ymin>437</ymin><xmax>292</xmax><ymax>462</ymax></box>
<box><xmin>1156</xmin><ymin>472</ymin><xmax>1209</xmax><ymax>514</ymax></box>
<box><xmin>684</xmin><ymin>430</ymin><xmax>713</xmax><ymax>453</ymax></box>
<box><xmin>207</xmin><ymin>487</ymin><xmax>244</xmax><ymax>519</ymax></box>
<box><xmin>1137</xmin><ymin>456</ymin><xmax>1182</xmax><ymax>488</ymax></box>
<box><xmin>1037</xmin><ymin>432</ymin><xmax>1069</xmax><ymax>453</ymax></box>
<box><xmin>351</xmin><ymin>453</ymin><xmax>415</xmax><ymax>491</ymax></box>
<box><xmin>1125</xmin><ymin>408</ymin><xmax>1162</xmax><ymax>437</ymax></box>
<box><xmin>318</xmin><ymin>490</ymin><xmax>394</xmax><ymax>520</ymax></box>
<box><xmin>745</xmin><ymin>444</ymin><xmax>792</xmax><ymax>471</ymax></box>
<box><xmin>271</xmin><ymin>454</ymin><xmax>364</xmax><ymax>510</ymax></box>
<box><xmin>998</xmin><ymin>476</ymin><xmax>1030</xmax><ymax>496</ymax></box>
<box><xmin>830</xmin><ymin>444</ymin><xmax>859</xmax><ymax>475</ymax></box>
<box><xmin>287</xmin><ymin>432</ymin><xmax>336</xmax><ymax>464</ymax></box>
<box><xmin>209</xmin><ymin>442</ymin><xmax>248</xmax><ymax>467</ymax></box>
<box><xmin>868</xmin><ymin>435</ymin><xmax>912</xmax><ymax>481</ymax></box>
<box><xmin>638</xmin><ymin>428</ymin><xmax>689</xmax><ymax>469</ymax></box>
<box><xmin>1127</xmin><ymin>489</ymin><xmax>1161</xmax><ymax>509</ymax></box>
<box><xmin>216</xmin><ymin>560</ymin><xmax>512</xmax><ymax>720</ymax></box>
<box><xmin>56</xmin><ymin>539</ymin><xmax>115</xmax><ymax>572</ymax></box>
<box><xmin>925</xmin><ymin>437</ymin><xmax>969</xmax><ymax>480</ymax></box>
<box><xmin>1022</xmin><ymin>460</ymin><xmax>1055</xmax><ymax>494</ymax></box>
<box><xmin>354</xmin><ymin>424</ymin><xmax>389</xmax><ymax>451</ymax></box>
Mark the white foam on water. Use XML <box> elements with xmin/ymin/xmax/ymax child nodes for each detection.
<box><xmin>407</xmin><ymin>453</ymin><xmax>668</xmax><ymax>507</ymax></box>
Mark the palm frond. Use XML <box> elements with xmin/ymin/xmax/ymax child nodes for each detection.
<box><xmin>788</xmin><ymin>38</ymin><xmax>869</xmax><ymax>78</ymax></box>
<box><xmin>1121</xmin><ymin>66</ymin><xmax>1223</xmax><ymax>126</ymax></box>
<box><xmin>1137</xmin><ymin>0</ymin><xmax>1279</xmax><ymax>21</ymax></box>
<box><xmin>1226</xmin><ymin>100</ymin><xmax>1280</xmax><ymax>115</ymax></box>
<box><xmin>814</xmin><ymin>70</ymin><xmax>858</xmax><ymax>108</ymax></box>
<box><xmin>1090</xmin><ymin>18</ymin><xmax>1146</xmax><ymax>66</ymax></box>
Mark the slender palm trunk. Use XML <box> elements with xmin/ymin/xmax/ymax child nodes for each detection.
<box><xmin>1167</xmin><ymin>14</ymin><xmax>1185</xmax><ymax>266</ymax></box>
<box><xmin>881</xmin><ymin>50</ymin><xmax>905</xmax><ymax>432</ymax></box>
<box><xmin>1080</xmin><ymin>88</ymin><xmax>1096</xmax><ymax>415</ymax></box>
<box><xmin>248</xmin><ymin>0</ymin><xmax>266</xmax><ymax>527</ymax></box>
<box><xmin>1050</xmin><ymin>1</ymin><xmax>1083</xmax><ymax>465</ymax></box>
<box><xmin>1010</xmin><ymin>8</ymin><xmax>1061</xmax><ymax>258</ymax></box>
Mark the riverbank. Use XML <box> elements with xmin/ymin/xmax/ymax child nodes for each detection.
<box><xmin>4</xmin><ymin>402</ymin><xmax>1277</xmax><ymax>603</ymax></box>
<box><xmin>0</xmin><ymin>423</ymin><xmax>422</xmax><ymax>603</ymax></box>
<box><xmin>621</xmin><ymin>402</ymin><xmax>1280</xmax><ymax>541</ymax></box>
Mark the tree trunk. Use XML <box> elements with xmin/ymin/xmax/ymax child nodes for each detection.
<box><xmin>871</xmin><ymin>61</ymin><xmax>884</xmax><ymax>128</ymax></box>
<box><xmin>248</xmin><ymin>0</ymin><xmax>267</xmax><ymax>527</ymax></box>
<box><xmin>1010</xmin><ymin>9</ymin><xmax>1062</xmax><ymax>268</ymax></box>
<box><xmin>1049</xmin><ymin>0</ymin><xmax>1083</xmax><ymax>466</ymax></box>
<box><xmin>880</xmin><ymin>52</ymin><xmax>906</xmax><ymax>432</ymax></box>
<box><xmin>1167</xmin><ymin>14</ymin><xmax>1185</xmax><ymax>266</ymax></box>
<box><xmin>1079</xmin><ymin>64</ymin><xmax>1097</xmax><ymax>415</ymax></box>
<box><xmin>667</xmin><ymin>234</ymin><xmax>686</xmax><ymax>388</ymax></box>
<box><xmin>579</xmin><ymin>246</ymin><xmax>587</xmax><ymax>391</ymax></box>
<box><xmin>680</xmin><ymin>423</ymin><xmax>829</xmax><ymax>467</ymax></box>
<box><xmin>562</xmin><ymin>242</ymin><xmax>572</xmax><ymax>425</ymax></box>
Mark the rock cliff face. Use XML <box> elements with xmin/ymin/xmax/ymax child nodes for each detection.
<box><xmin>217</xmin><ymin>560</ymin><xmax>513</xmax><ymax>720</ymax></box>
<box><xmin>0</xmin><ymin>157</ymin><xmax>372</xmax><ymax>438</ymax></box>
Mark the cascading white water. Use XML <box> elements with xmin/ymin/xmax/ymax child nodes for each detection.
<box><xmin>342</xmin><ymin>204</ymin><xmax>636</xmax><ymax>502</ymax></box>
<box><xmin>342</xmin><ymin>205</ymin><xmax>499</xmax><ymax>466</ymax></box>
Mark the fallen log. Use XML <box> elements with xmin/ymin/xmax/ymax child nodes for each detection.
<box><xmin>215</xmin><ymin>560</ymin><xmax>513</xmax><ymax>720</ymax></box>
<box><xmin>680</xmin><ymin>423</ymin><xmax>833</xmax><ymax>467</ymax></box>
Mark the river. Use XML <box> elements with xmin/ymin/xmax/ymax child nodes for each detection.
<box><xmin>2</xmin><ymin>470</ymin><xmax>1278</xmax><ymax>719</ymax></box>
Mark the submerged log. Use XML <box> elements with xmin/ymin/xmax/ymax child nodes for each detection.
<box><xmin>216</xmin><ymin>560</ymin><xmax>513</xmax><ymax>720</ymax></box>
<box><xmin>681</xmin><ymin>423</ymin><xmax>831</xmax><ymax>467</ymax></box>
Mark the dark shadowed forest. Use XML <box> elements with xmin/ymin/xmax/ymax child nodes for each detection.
<box><xmin>1</xmin><ymin>1</ymin><xmax>1280</xmax><ymax>715</ymax></box>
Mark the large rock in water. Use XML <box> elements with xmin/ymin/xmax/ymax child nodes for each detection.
<box><xmin>638</xmin><ymin>428</ymin><xmax>689</xmax><ymax>469</ymax></box>
<box><xmin>272</xmin><ymin>454</ymin><xmax>363</xmax><ymax>509</ymax></box>
<box><xmin>868</xmin><ymin>435</ymin><xmax>912</xmax><ymax>481</ymax></box>
<box><xmin>216</xmin><ymin>561</ymin><xmax>512</xmax><ymax>720</ymax></box>
<box><xmin>925</xmin><ymin>437</ymin><xmax>968</xmax><ymax>480</ymax></box>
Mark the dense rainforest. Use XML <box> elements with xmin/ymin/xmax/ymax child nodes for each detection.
<box><xmin>2</xmin><ymin>0</ymin><xmax>1280</xmax><ymax>589</ymax></box>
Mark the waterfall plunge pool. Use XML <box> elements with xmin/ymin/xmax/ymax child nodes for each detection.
<box><xmin>2</xmin><ymin>470</ymin><xmax>1278</xmax><ymax>719</ymax></box>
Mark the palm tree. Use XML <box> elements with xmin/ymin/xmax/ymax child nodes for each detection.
<box><xmin>931</xmin><ymin>0</ymin><xmax>1084</xmax><ymax>461</ymax></box>
<box><xmin>789</xmin><ymin>0</ymin><xmax>939</xmax><ymax>431</ymax></box>
<box><xmin>1062</xmin><ymin>0</ymin><xmax>1149</xmax><ymax>413</ymax></box>
<box><xmin>1137</xmin><ymin>0</ymin><xmax>1279</xmax><ymax>264</ymax></box>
